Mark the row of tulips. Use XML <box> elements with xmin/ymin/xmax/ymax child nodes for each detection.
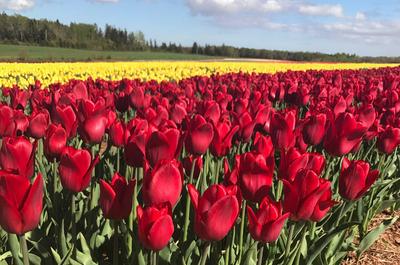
<box><xmin>0</xmin><ymin>66</ymin><xmax>399</xmax><ymax>265</ymax></box>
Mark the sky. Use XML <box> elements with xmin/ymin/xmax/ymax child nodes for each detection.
<box><xmin>1</xmin><ymin>0</ymin><xmax>400</xmax><ymax>56</ymax></box>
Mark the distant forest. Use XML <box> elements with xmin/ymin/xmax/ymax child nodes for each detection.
<box><xmin>1</xmin><ymin>13</ymin><xmax>399</xmax><ymax>63</ymax></box>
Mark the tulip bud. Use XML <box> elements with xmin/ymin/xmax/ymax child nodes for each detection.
<box><xmin>247</xmin><ymin>196</ymin><xmax>289</xmax><ymax>243</ymax></box>
<box><xmin>0</xmin><ymin>136</ymin><xmax>36</xmax><ymax>178</ymax></box>
<box><xmin>210</xmin><ymin>121</ymin><xmax>239</xmax><ymax>157</ymax></box>
<box><xmin>0</xmin><ymin>172</ymin><xmax>43</xmax><ymax>235</ymax></box>
<box><xmin>59</xmin><ymin>147</ymin><xmax>99</xmax><ymax>193</ymax></box>
<box><xmin>270</xmin><ymin>110</ymin><xmax>296</xmax><ymax>150</ymax></box>
<box><xmin>377</xmin><ymin>127</ymin><xmax>400</xmax><ymax>154</ymax></box>
<box><xmin>145</xmin><ymin>129</ymin><xmax>180</xmax><ymax>168</ymax></box>
<box><xmin>185</xmin><ymin>115</ymin><xmax>214</xmax><ymax>155</ymax></box>
<box><xmin>109</xmin><ymin>120</ymin><xmax>125</xmax><ymax>147</ymax></box>
<box><xmin>302</xmin><ymin>113</ymin><xmax>327</xmax><ymax>145</ymax></box>
<box><xmin>44</xmin><ymin>124</ymin><xmax>67</xmax><ymax>161</ymax></box>
<box><xmin>339</xmin><ymin>158</ymin><xmax>379</xmax><ymax>201</ymax></box>
<box><xmin>142</xmin><ymin>160</ymin><xmax>183</xmax><ymax>207</ymax></box>
<box><xmin>188</xmin><ymin>184</ymin><xmax>239</xmax><ymax>241</ymax></box>
<box><xmin>27</xmin><ymin>109</ymin><xmax>50</xmax><ymax>139</ymax></box>
<box><xmin>99</xmin><ymin>173</ymin><xmax>136</xmax><ymax>220</ymax></box>
<box><xmin>137</xmin><ymin>203</ymin><xmax>174</xmax><ymax>251</ymax></box>
<box><xmin>283</xmin><ymin>169</ymin><xmax>335</xmax><ymax>221</ymax></box>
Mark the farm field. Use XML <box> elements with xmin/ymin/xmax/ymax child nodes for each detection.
<box><xmin>0</xmin><ymin>44</ymin><xmax>217</xmax><ymax>62</ymax></box>
<box><xmin>0</xmin><ymin>62</ymin><xmax>399</xmax><ymax>265</ymax></box>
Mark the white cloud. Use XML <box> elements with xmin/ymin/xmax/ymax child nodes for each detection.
<box><xmin>298</xmin><ymin>4</ymin><xmax>344</xmax><ymax>17</ymax></box>
<box><xmin>0</xmin><ymin>0</ymin><xmax>35</xmax><ymax>11</ymax></box>
<box><xmin>355</xmin><ymin>12</ymin><xmax>366</xmax><ymax>21</ymax></box>
<box><xmin>91</xmin><ymin>0</ymin><xmax>119</xmax><ymax>3</ymax></box>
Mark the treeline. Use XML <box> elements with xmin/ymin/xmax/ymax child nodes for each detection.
<box><xmin>1</xmin><ymin>13</ymin><xmax>399</xmax><ymax>63</ymax></box>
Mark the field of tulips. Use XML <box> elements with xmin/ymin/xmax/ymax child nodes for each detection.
<box><xmin>0</xmin><ymin>61</ymin><xmax>397</xmax><ymax>88</ymax></box>
<box><xmin>0</xmin><ymin>65</ymin><xmax>399</xmax><ymax>265</ymax></box>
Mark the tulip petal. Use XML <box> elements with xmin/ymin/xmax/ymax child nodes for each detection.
<box><xmin>20</xmin><ymin>174</ymin><xmax>43</xmax><ymax>233</ymax></box>
<box><xmin>147</xmin><ymin>214</ymin><xmax>174</xmax><ymax>251</ymax></box>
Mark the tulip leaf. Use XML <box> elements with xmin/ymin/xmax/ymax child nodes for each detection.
<box><xmin>59</xmin><ymin>219</ymin><xmax>68</xmax><ymax>257</ymax></box>
<box><xmin>50</xmin><ymin>247</ymin><xmax>62</xmax><ymax>264</ymax></box>
<box><xmin>357</xmin><ymin>216</ymin><xmax>398</xmax><ymax>257</ymax></box>
<box><xmin>8</xmin><ymin>234</ymin><xmax>23</xmax><ymax>265</ymax></box>
<box><xmin>240</xmin><ymin>242</ymin><xmax>257</xmax><ymax>265</ymax></box>
<box><xmin>0</xmin><ymin>251</ymin><xmax>11</xmax><ymax>261</ymax></box>
<box><xmin>306</xmin><ymin>222</ymin><xmax>358</xmax><ymax>265</ymax></box>
<box><xmin>138</xmin><ymin>249</ymin><xmax>146</xmax><ymax>265</ymax></box>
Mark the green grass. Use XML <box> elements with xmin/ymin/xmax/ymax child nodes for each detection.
<box><xmin>0</xmin><ymin>44</ymin><xmax>217</xmax><ymax>61</ymax></box>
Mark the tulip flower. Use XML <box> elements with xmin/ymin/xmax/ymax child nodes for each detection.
<box><xmin>137</xmin><ymin>203</ymin><xmax>174</xmax><ymax>251</ymax></box>
<box><xmin>44</xmin><ymin>124</ymin><xmax>67</xmax><ymax>160</ymax></box>
<box><xmin>109</xmin><ymin>120</ymin><xmax>125</xmax><ymax>147</ymax></box>
<box><xmin>142</xmin><ymin>160</ymin><xmax>183</xmax><ymax>207</ymax></box>
<box><xmin>54</xmin><ymin>105</ymin><xmax>77</xmax><ymax>139</ymax></box>
<box><xmin>124</xmin><ymin>119</ymin><xmax>149</xmax><ymax>168</ymax></box>
<box><xmin>324</xmin><ymin>112</ymin><xmax>367</xmax><ymax>156</ymax></box>
<box><xmin>252</xmin><ymin>132</ymin><xmax>274</xmax><ymax>157</ymax></box>
<box><xmin>247</xmin><ymin>196</ymin><xmax>290</xmax><ymax>243</ymax></box>
<box><xmin>339</xmin><ymin>158</ymin><xmax>379</xmax><ymax>201</ymax></box>
<box><xmin>238</xmin><ymin>152</ymin><xmax>274</xmax><ymax>202</ymax></box>
<box><xmin>0</xmin><ymin>105</ymin><xmax>16</xmax><ymax>137</ymax></box>
<box><xmin>302</xmin><ymin>113</ymin><xmax>327</xmax><ymax>145</ymax></box>
<box><xmin>185</xmin><ymin>114</ymin><xmax>214</xmax><ymax>155</ymax></box>
<box><xmin>99</xmin><ymin>173</ymin><xmax>136</xmax><ymax>220</ymax></box>
<box><xmin>59</xmin><ymin>147</ymin><xmax>100</xmax><ymax>193</ymax></box>
<box><xmin>210</xmin><ymin>120</ymin><xmax>239</xmax><ymax>157</ymax></box>
<box><xmin>0</xmin><ymin>172</ymin><xmax>43</xmax><ymax>235</ymax></box>
<box><xmin>78</xmin><ymin>99</ymin><xmax>109</xmax><ymax>144</ymax></box>
<box><xmin>279</xmin><ymin>148</ymin><xmax>325</xmax><ymax>182</ymax></box>
<box><xmin>283</xmin><ymin>169</ymin><xmax>334</xmax><ymax>221</ymax></box>
<box><xmin>145</xmin><ymin>128</ymin><xmax>180</xmax><ymax>168</ymax></box>
<box><xmin>377</xmin><ymin>127</ymin><xmax>400</xmax><ymax>154</ymax></box>
<box><xmin>0</xmin><ymin>136</ymin><xmax>36</xmax><ymax>178</ymax></box>
<box><xmin>27</xmin><ymin>109</ymin><xmax>50</xmax><ymax>139</ymax></box>
<box><xmin>270</xmin><ymin>110</ymin><xmax>296</xmax><ymax>150</ymax></box>
<box><xmin>188</xmin><ymin>184</ymin><xmax>239</xmax><ymax>241</ymax></box>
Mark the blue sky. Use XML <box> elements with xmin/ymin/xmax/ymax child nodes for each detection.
<box><xmin>1</xmin><ymin>0</ymin><xmax>400</xmax><ymax>56</ymax></box>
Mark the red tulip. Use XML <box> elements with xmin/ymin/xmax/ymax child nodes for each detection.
<box><xmin>0</xmin><ymin>105</ymin><xmax>16</xmax><ymax>137</ymax></box>
<box><xmin>44</xmin><ymin>124</ymin><xmax>67</xmax><ymax>161</ymax></box>
<box><xmin>238</xmin><ymin>152</ymin><xmax>274</xmax><ymax>202</ymax></box>
<box><xmin>185</xmin><ymin>115</ymin><xmax>214</xmax><ymax>155</ymax></box>
<box><xmin>59</xmin><ymin>147</ymin><xmax>100</xmax><ymax>193</ymax></box>
<box><xmin>99</xmin><ymin>173</ymin><xmax>136</xmax><ymax>220</ymax></box>
<box><xmin>279</xmin><ymin>148</ymin><xmax>325</xmax><ymax>182</ymax></box>
<box><xmin>55</xmin><ymin>105</ymin><xmax>77</xmax><ymax>139</ymax></box>
<box><xmin>324</xmin><ymin>112</ymin><xmax>366</xmax><ymax>156</ymax></box>
<box><xmin>270</xmin><ymin>110</ymin><xmax>296</xmax><ymax>150</ymax></box>
<box><xmin>137</xmin><ymin>203</ymin><xmax>174</xmax><ymax>251</ymax></box>
<box><xmin>109</xmin><ymin>120</ymin><xmax>125</xmax><ymax>147</ymax></box>
<box><xmin>27</xmin><ymin>109</ymin><xmax>50</xmax><ymax>139</ymax></box>
<box><xmin>283</xmin><ymin>169</ymin><xmax>333</xmax><ymax>221</ymax></box>
<box><xmin>188</xmin><ymin>184</ymin><xmax>239</xmax><ymax>241</ymax></box>
<box><xmin>247</xmin><ymin>196</ymin><xmax>289</xmax><ymax>243</ymax></box>
<box><xmin>311</xmin><ymin>184</ymin><xmax>336</xmax><ymax>222</ymax></box>
<box><xmin>145</xmin><ymin>128</ymin><xmax>180</xmax><ymax>168</ymax></box>
<box><xmin>377</xmin><ymin>127</ymin><xmax>400</xmax><ymax>154</ymax></box>
<box><xmin>0</xmin><ymin>172</ymin><xmax>43</xmax><ymax>235</ymax></box>
<box><xmin>124</xmin><ymin>119</ymin><xmax>149</xmax><ymax>167</ymax></box>
<box><xmin>13</xmin><ymin>110</ymin><xmax>29</xmax><ymax>136</ymax></box>
<box><xmin>78</xmin><ymin>99</ymin><xmax>109</xmax><ymax>144</ymax></box>
<box><xmin>0</xmin><ymin>136</ymin><xmax>36</xmax><ymax>178</ymax></box>
<box><xmin>142</xmin><ymin>160</ymin><xmax>183</xmax><ymax>207</ymax></box>
<box><xmin>210</xmin><ymin>120</ymin><xmax>239</xmax><ymax>157</ymax></box>
<box><xmin>302</xmin><ymin>113</ymin><xmax>327</xmax><ymax>145</ymax></box>
<box><xmin>252</xmin><ymin>132</ymin><xmax>274</xmax><ymax>157</ymax></box>
<box><xmin>339</xmin><ymin>158</ymin><xmax>379</xmax><ymax>201</ymax></box>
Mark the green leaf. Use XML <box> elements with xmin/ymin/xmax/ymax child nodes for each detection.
<box><xmin>79</xmin><ymin>233</ymin><xmax>91</xmax><ymax>255</ymax></box>
<box><xmin>305</xmin><ymin>222</ymin><xmax>359</xmax><ymax>265</ymax></box>
<box><xmin>357</xmin><ymin>216</ymin><xmax>398</xmax><ymax>257</ymax></box>
<box><xmin>8</xmin><ymin>234</ymin><xmax>23</xmax><ymax>265</ymax></box>
<box><xmin>50</xmin><ymin>247</ymin><xmax>61</xmax><ymax>264</ymax></box>
<box><xmin>241</xmin><ymin>242</ymin><xmax>257</xmax><ymax>265</ymax></box>
<box><xmin>0</xmin><ymin>251</ymin><xmax>11</xmax><ymax>261</ymax></box>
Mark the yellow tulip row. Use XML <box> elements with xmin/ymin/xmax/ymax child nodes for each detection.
<box><xmin>0</xmin><ymin>61</ymin><xmax>397</xmax><ymax>88</ymax></box>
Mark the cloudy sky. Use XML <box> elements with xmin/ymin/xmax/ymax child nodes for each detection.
<box><xmin>1</xmin><ymin>0</ymin><xmax>400</xmax><ymax>56</ymax></box>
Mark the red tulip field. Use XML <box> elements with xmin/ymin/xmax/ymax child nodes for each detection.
<box><xmin>0</xmin><ymin>66</ymin><xmax>399</xmax><ymax>265</ymax></box>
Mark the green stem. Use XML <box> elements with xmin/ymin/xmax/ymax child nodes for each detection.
<box><xmin>284</xmin><ymin>224</ymin><xmax>295</xmax><ymax>264</ymax></box>
<box><xmin>199</xmin><ymin>242</ymin><xmax>211</xmax><ymax>265</ymax></box>
<box><xmin>116</xmin><ymin>148</ymin><xmax>120</xmax><ymax>173</ymax></box>
<box><xmin>20</xmin><ymin>234</ymin><xmax>29</xmax><ymax>265</ymax></box>
<box><xmin>334</xmin><ymin>202</ymin><xmax>346</xmax><ymax>227</ymax></box>
<box><xmin>294</xmin><ymin>224</ymin><xmax>307</xmax><ymax>265</ymax></box>
<box><xmin>53</xmin><ymin>158</ymin><xmax>57</xmax><ymax>194</ymax></box>
<box><xmin>214</xmin><ymin>158</ymin><xmax>222</xmax><ymax>185</ymax></box>
<box><xmin>238</xmin><ymin>200</ymin><xmax>247</xmax><ymax>264</ymax></box>
<box><xmin>71</xmin><ymin>193</ymin><xmax>77</xmax><ymax>259</ymax></box>
<box><xmin>266</xmin><ymin>242</ymin><xmax>276</xmax><ymax>265</ymax></box>
<box><xmin>257</xmin><ymin>244</ymin><xmax>264</xmax><ymax>265</ymax></box>
<box><xmin>113</xmin><ymin>221</ymin><xmax>119</xmax><ymax>265</ymax></box>
<box><xmin>183</xmin><ymin>160</ymin><xmax>196</xmax><ymax>242</ymax></box>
